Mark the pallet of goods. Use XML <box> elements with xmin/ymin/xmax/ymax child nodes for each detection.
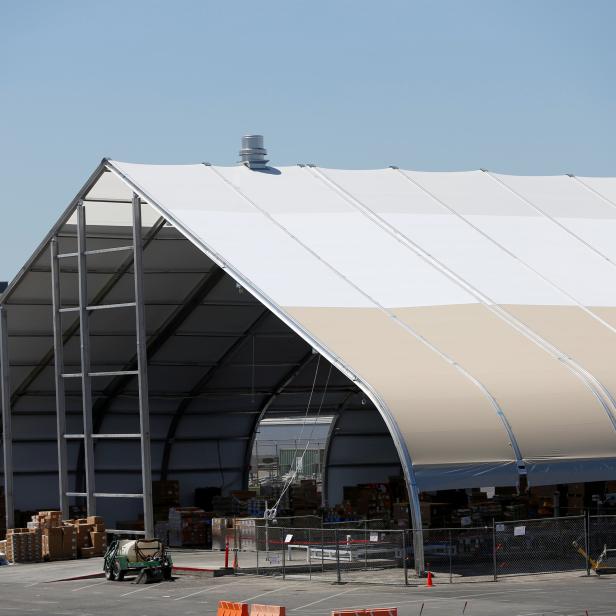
<box><xmin>72</xmin><ymin>516</ymin><xmax>107</xmax><ymax>558</ymax></box>
<box><xmin>2</xmin><ymin>510</ymin><xmax>107</xmax><ymax>563</ymax></box>
<box><xmin>168</xmin><ymin>507</ymin><xmax>210</xmax><ymax>547</ymax></box>
<box><xmin>27</xmin><ymin>510</ymin><xmax>77</xmax><ymax>561</ymax></box>
<box><xmin>4</xmin><ymin>528</ymin><xmax>42</xmax><ymax>563</ymax></box>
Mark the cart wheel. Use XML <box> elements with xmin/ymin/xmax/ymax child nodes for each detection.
<box><xmin>105</xmin><ymin>566</ymin><xmax>116</xmax><ymax>581</ymax></box>
<box><xmin>113</xmin><ymin>561</ymin><xmax>125</xmax><ymax>581</ymax></box>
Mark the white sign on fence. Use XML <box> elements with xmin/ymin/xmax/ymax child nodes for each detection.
<box><xmin>370</xmin><ymin>532</ymin><xmax>379</xmax><ymax>542</ymax></box>
<box><xmin>514</xmin><ymin>525</ymin><xmax>526</xmax><ymax>536</ymax></box>
<box><xmin>284</xmin><ymin>534</ymin><xmax>294</xmax><ymax>543</ymax></box>
<box><xmin>496</xmin><ymin>523</ymin><xmax>505</xmax><ymax>532</ymax></box>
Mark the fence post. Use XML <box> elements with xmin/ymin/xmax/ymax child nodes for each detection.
<box><xmin>335</xmin><ymin>527</ymin><xmax>341</xmax><ymax>584</ymax></box>
<box><xmin>492</xmin><ymin>519</ymin><xmax>498</xmax><ymax>582</ymax></box>
<box><xmin>584</xmin><ymin>511</ymin><xmax>590</xmax><ymax>577</ymax></box>
<box><xmin>364</xmin><ymin>527</ymin><xmax>368</xmax><ymax>571</ymax></box>
<box><xmin>448</xmin><ymin>529</ymin><xmax>453</xmax><ymax>584</ymax></box>
<box><xmin>402</xmin><ymin>530</ymin><xmax>408</xmax><ymax>586</ymax></box>
<box><xmin>321</xmin><ymin>528</ymin><xmax>325</xmax><ymax>572</ymax></box>
<box><xmin>308</xmin><ymin>527</ymin><xmax>312</xmax><ymax>580</ymax></box>
<box><xmin>256</xmin><ymin>531</ymin><xmax>260</xmax><ymax>575</ymax></box>
<box><xmin>282</xmin><ymin>526</ymin><xmax>286</xmax><ymax>580</ymax></box>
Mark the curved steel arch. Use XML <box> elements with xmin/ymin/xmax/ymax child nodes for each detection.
<box><xmin>159</xmin><ymin>308</ymin><xmax>272</xmax><ymax>480</ymax></box>
<box><xmin>108</xmin><ymin>160</ymin><xmax>430</xmax><ymax>574</ymax></box>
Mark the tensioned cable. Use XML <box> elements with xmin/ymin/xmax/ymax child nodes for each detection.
<box><xmin>297</xmin><ymin>363</ymin><xmax>333</xmax><ymax>472</ymax></box>
<box><xmin>273</xmin><ymin>363</ymin><xmax>333</xmax><ymax>516</ymax></box>
<box><xmin>205</xmin><ymin>164</ymin><xmax>526</xmax><ymax>476</ymax></box>
<box><xmin>268</xmin><ymin>354</ymin><xmax>322</xmax><ymax>516</ymax></box>
<box><xmin>305</xmin><ymin>165</ymin><xmax>616</xmax><ymax>433</ymax></box>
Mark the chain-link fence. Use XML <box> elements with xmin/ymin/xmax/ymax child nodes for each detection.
<box><xmin>231</xmin><ymin>514</ymin><xmax>616</xmax><ymax>585</ymax></box>
<box><xmin>493</xmin><ymin>516</ymin><xmax>586</xmax><ymax>577</ymax></box>
<box><xmin>589</xmin><ymin>514</ymin><xmax>616</xmax><ymax>572</ymax></box>
<box><xmin>323</xmin><ymin>519</ymin><xmax>388</xmax><ymax>530</ymax></box>
<box><xmin>417</xmin><ymin>527</ymin><xmax>495</xmax><ymax>583</ymax></box>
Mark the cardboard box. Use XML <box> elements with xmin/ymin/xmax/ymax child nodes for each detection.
<box><xmin>90</xmin><ymin>531</ymin><xmax>106</xmax><ymax>553</ymax></box>
<box><xmin>42</xmin><ymin>527</ymin><xmax>64</xmax><ymax>560</ymax></box>
<box><xmin>79</xmin><ymin>546</ymin><xmax>96</xmax><ymax>559</ymax></box>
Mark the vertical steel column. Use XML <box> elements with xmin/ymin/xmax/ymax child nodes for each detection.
<box><xmin>132</xmin><ymin>194</ymin><xmax>154</xmax><ymax>540</ymax></box>
<box><xmin>50</xmin><ymin>238</ymin><xmax>69</xmax><ymax>518</ymax></box>
<box><xmin>0</xmin><ymin>305</ymin><xmax>15</xmax><ymax>529</ymax></box>
<box><xmin>77</xmin><ymin>202</ymin><xmax>96</xmax><ymax>515</ymax></box>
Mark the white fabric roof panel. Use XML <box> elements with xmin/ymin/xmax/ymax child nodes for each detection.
<box><xmin>103</xmin><ymin>161</ymin><xmax>616</xmax><ymax>490</ymax></box>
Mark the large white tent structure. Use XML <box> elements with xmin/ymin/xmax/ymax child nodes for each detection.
<box><xmin>2</xmin><ymin>144</ymin><xmax>616</xmax><ymax>573</ymax></box>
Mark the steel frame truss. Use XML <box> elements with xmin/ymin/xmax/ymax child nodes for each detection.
<box><xmin>50</xmin><ymin>194</ymin><xmax>155</xmax><ymax>538</ymax></box>
<box><xmin>0</xmin><ymin>305</ymin><xmax>14</xmax><ymax>529</ymax></box>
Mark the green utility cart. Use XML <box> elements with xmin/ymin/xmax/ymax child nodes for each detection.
<box><xmin>103</xmin><ymin>538</ymin><xmax>173</xmax><ymax>582</ymax></box>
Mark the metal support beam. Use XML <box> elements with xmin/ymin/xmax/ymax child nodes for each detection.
<box><xmin>10</xmin><ymin>217</ymin><xmax>167</xmax><ymax>406</ymax></box>
<box><xmin>50</xmin><ymin>238</ymin><xmax>69</xmax><ymax>518</ymax></box>
<box><xmin>0</xmin><ymin>305</ymin><xmax>14</xmax><ymax>529</ymax></box>
<box><xmin>77</xmin><ymin>202</ymin><xmax>96</xmax><ymax>515</ymax></box>
<box><xmin>73</xmin><ymin>265</ymin><xmax>228</xmax><ymax>491</ymax></box>
<box><xmin>132</xmin><ymin>194</ymin><xmax>154</xmax><ymax>540</ymax></box>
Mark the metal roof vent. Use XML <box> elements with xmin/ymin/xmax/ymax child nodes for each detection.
<box><xmin>239</xmin><ymin>134</ymin><xmax>269</xmax><ymax>169</ymax></box>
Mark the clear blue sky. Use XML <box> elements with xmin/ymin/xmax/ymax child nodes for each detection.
<box><xmin>1</xmin><ymin>1</ymin><xmax>615</xmax><ymax>280</ymax></box>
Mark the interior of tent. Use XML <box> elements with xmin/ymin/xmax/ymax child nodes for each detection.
<box><xmin>0</xmin><ymin>169</ymin><xmax>402</xmax><ymax>526</ymax></box>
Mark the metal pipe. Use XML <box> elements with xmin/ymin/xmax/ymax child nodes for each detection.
<box><xmin>50</xmin><ymin>238</ymin><xmax>69</xmax><ymax>518</ymax></box>
<box><xmin>492</xmin><ymin>519</ymin><xmax>498</xmax><ymax>582</ymax></box>
<box><xmin>335</xmin><ymin>527</ymin><xmax>341</xmax><ymax>583</ymax></box>
<box><xmin>402</xmin><ymin>530</ymin><xmax>409</xmax><ymax>586</ymax></box>
<box><xmin>77</xmin><ymin>202</ymin><xmax>96</xmax><ymax>515</ymax></box>
<box><xmin>133</xmin><ymin>194</ymin><xmax>154</xmax><ymax>540</ymax></box>
<box><xmin>0</xmin><ymin>305</ymin><xmax>15</xmax><ymax>529</ymax></box>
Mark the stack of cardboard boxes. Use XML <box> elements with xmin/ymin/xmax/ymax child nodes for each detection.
<box><xmin>27</xmin><ymin>511</ymin><xmax>75</xmax><ymax>561</ymax></box>
<box><xmin>1</xmin><ymin>510</ymin><xmax>106</xmax><ymax>563</ymax></box>
<box><xmin>3</xmin><ymin>528</ymin><xmax>42</xmax><ymax>563</ymax></box>
<box><xmin>73</xmin><ymin>516</ymin><xmax>107</xmax><ymax>558</ymax></box>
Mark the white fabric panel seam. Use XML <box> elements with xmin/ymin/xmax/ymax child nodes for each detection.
<box><xmin>307</xmin><ymin>166</ymin><xmax>616</xmax><ymax>437</ymax></box>
<box><xmin>394</xmin><ymin>170</ymin><xmax>616</xmax><ymax>337</ymax></box>
<box><xmin>485</xmin><ymin>172</ymin><xmax>616</xmax><ymax>267</ymax></box>
<box><xmin>205</xmin><ymin>164</ymin><xmax>520</xmax><ymax>472</ymax></box>
<box><xmin>570</xmin><ymin>175</ymin><xmax>616</xmax><ymax>216</ymax></box>
<box><xmin>303</xmin><ymin>167</ymin><xmax>527</xmax><ymax>471</ymax></box>
<box><xmin>394</xmin><ymin>170</ymin><xmax>616</xmax><ymax>429</ymax></box>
